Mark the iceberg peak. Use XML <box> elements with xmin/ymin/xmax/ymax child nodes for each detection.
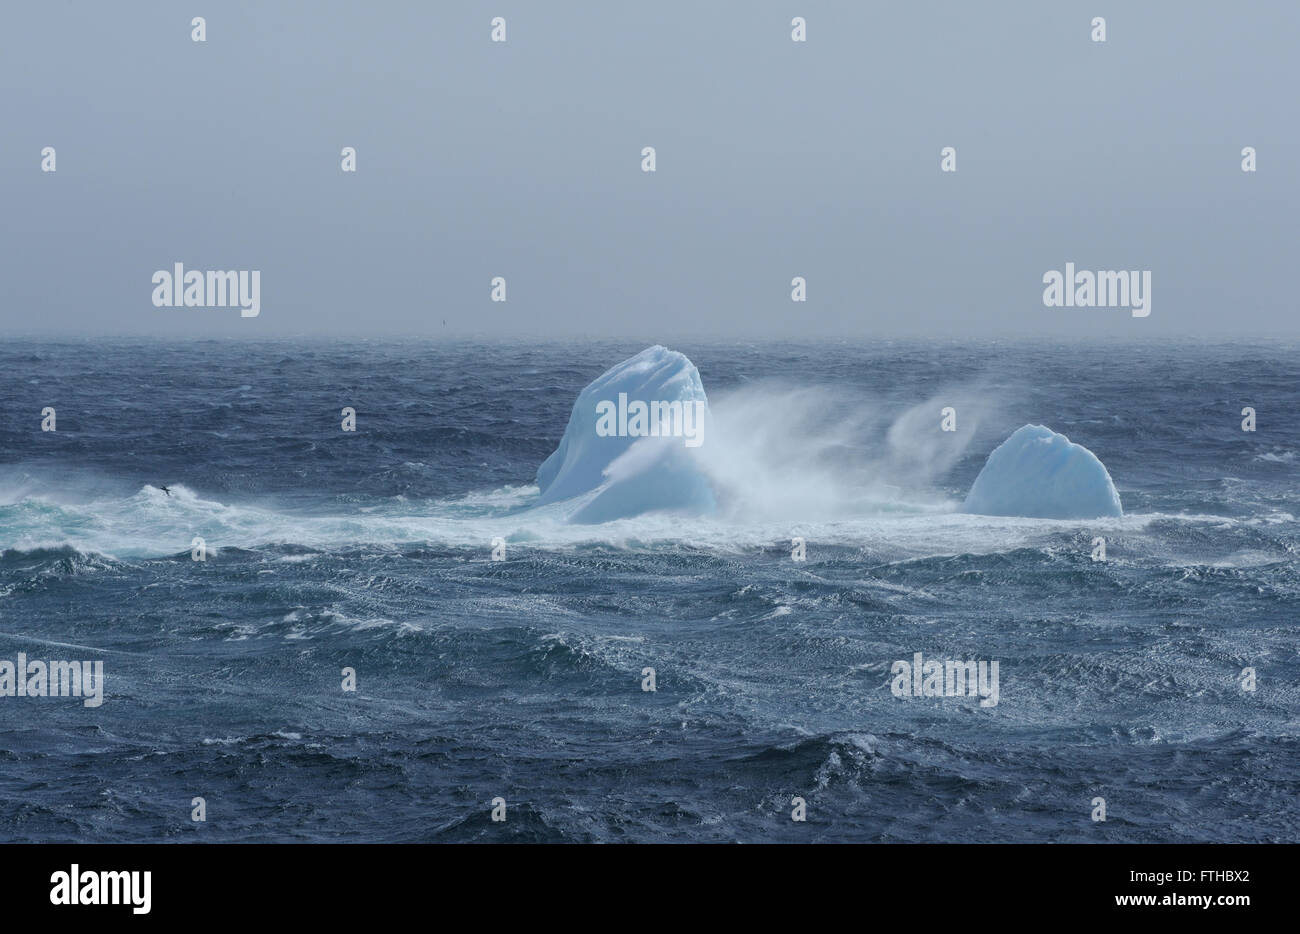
<box><xmin>535</xmin><ymin>346</ymin><xmax>716</xmax><ymax>522</ymax></box>
<box><xmin>962</xmin><ymin>424</ymin><xmax>1122</xmax><ymax>519</ymax></box>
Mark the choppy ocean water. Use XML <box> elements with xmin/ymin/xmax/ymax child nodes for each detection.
<box><xmin>0</xmin><ymin>338</ymin><xmax>1296</xmax><ymax>843</ymax></box>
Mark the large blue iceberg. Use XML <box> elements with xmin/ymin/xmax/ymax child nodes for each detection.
<box><xmin>536</xmin><ymin>346</ymin><xmax>716</xmax><ymax>523</ymax></box>
<box><xmin>962</xmin><ymin>424</ymin><xmax>1123</xmax><ymax>519</ymax></box>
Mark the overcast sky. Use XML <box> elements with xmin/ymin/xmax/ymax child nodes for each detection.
<box><xmin>2</xmin><ymin>1</ymin><xmax>1296</xmax><ymax>339</ymax></box>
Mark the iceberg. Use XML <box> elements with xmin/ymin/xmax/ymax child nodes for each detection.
<box><xmin>962</xmin><ymin>424</ymin><xmax>1122</xmax><ymax>519</ymax></box>
<box><xmin>535</xmin><ymin>346</ymin><xmax>716</xmax><ymax>523</ymax></box>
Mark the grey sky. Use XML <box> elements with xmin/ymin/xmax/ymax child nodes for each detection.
<box><xmin>2</xmin><ymin>1</ymin><xmax>1296</xmax><ymax>338</ymax></box>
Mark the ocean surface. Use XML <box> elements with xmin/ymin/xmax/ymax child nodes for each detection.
<box><xmin>0</xmin><ymin>338</ymin><xmax>1296</xmax><ymax>843</ymax></box>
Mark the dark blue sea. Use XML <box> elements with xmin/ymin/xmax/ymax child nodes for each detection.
<box><xmin>0</xmin><ymin>338</ymin><xmax>1296</xmax><ymax>842</ymax></box>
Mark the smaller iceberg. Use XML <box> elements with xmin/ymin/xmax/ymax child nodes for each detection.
<box><xmin>535</xmin><ymin>346</ymin><xmax>716</xmax><ymax>523</ymax></box>
<box><xmin>962</xmin><ymin>424</ymin><xmax>1122</xmax><ymax>519</ymax></box>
